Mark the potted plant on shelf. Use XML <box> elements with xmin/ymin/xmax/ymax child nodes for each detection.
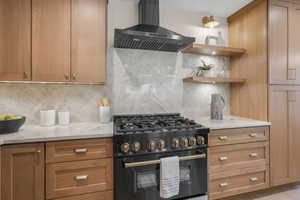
<box><xmin>192</xmin><ymin>59</ymin><xmax>214</xmax><ymax>77</ymax></box>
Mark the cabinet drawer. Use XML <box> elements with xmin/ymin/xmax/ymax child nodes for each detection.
<box><xmin>209</xmin><ymin>166</ymin><xmax>269</xmax><ymax>200</ymax></box>
<box><xmin>46</xmin><ymin>138</ymin><xmax>112</xmax><ymax>163</ymax></box>
<box><xmin>55</xmin><ymin>191</ymin><xmax>113</xmax><ymax>200</ymax></box>
<box><xmin>46</xmin><ymin>159</ymin><xmax>113</xmax><ymax>199</ymax></box>
<box><xmin>209</xmin><ymin>142</ymin><xmax>269</xmax><ymax>173</ymax></box>
<box><xmin>209</xmin><ymin>127</ymin><xmax>269</xmax><ymax>146</ymax></box>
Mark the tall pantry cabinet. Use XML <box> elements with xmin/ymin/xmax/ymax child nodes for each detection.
<box><xmin>228</xmin><ymin>0</ymin><xmax>300</xmax><ymax>188</ymax></box>
<box><xmin>268</xmin><ymin>0</ymin><xmax>300</xmax><ymax>186</ymax></box>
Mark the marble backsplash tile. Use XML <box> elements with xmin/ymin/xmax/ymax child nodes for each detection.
<box><xmin>0</xmin><ymin>49</ymin><xmax>230</xmax><ymax>124</ymax></box>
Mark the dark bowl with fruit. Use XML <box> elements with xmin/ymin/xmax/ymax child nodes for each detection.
<box><xmin>0</xmin><ymin>115</ymin><xmax>26</xmax><ymax>134</ymax></box>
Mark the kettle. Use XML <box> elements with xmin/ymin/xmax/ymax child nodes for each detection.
<box><xmin>211</xmin><ymin>94</ymin><xmax>225</xmax><ymax>120</ymax></box>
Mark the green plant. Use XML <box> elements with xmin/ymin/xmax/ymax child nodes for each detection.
<box><xmin>192</xmin><ymin>59</ymin><xmax>214</xmax><ymax>76</ymax></box>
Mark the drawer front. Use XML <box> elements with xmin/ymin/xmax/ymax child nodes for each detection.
<box><xmin>46</xmin><ymin>138</ymin><xmax>112</xmax><ymax>163</ymax></box>
<box><xmin>209</xmin><ymin>127</ymin><xmax>269</xmax><ymax>146</ymax></box>
<box><xmin>55</xmin><ymin>191</ymin><xmax>113</xmax><ymax>200</ymax></box>
<box><xmin>46</xmin><ymin>159</ymin><xmax>113</xmax><ymax>199</ymax></box>
<box><xmin>209</xmin><ymin>142</ymin><xmax>269</xmax><ymax>173</ymax></box>
<box><xmin>209</xmin><ymin>166</ymin><xmax>269</xmax><ymax>200</ymax></box>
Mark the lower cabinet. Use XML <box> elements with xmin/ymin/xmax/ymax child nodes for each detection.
<box><xmin>269</xmin><ymin>85</ymin><xmax>300</xmax><ymax>186</ymax></box>
<box><xmin>1</xmin><ymin>138</ymin><xmax>113</xmax><ymax>200</ymax></box>
<box><xmin>1</xmin><ymin>143</ymin><xmax>45</xmax><ymax>200</ymax></box>
<box><xmin>208</xmin><ymin>127</ymin><xmax>270</xmax><ymax>200</ymax></box>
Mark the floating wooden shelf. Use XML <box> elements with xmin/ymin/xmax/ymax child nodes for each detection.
<box><xmin>183</xmin><ymin>76</ymin><xmax>246</xmax><ymax>84</ymax></box>
<box><xmin>182</xmin><ymin>44</ymin><xmax>246</xmax><ymax>56</ymax></box>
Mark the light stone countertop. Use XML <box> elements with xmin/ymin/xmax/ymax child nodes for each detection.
<box><xmin>0</xmin><ymin>122</ymin><xmax>113</xmax><ymax>146</ymax></box>
<box><xmin>193</xmin><ymin>116</ymin><xmax>271</xmax><ymax>130</ymax></box>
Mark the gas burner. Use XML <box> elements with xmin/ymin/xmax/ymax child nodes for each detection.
<box><xmin>114</xmin><ymin>113</ymin><xmax>203</xmax><ymax>134</ymax></box>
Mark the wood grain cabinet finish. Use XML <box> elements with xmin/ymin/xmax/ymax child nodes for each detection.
<box><xmin>46</xmin><ymin>138</ymin><xmax>113</xmax><ymax>163</ymax></box>
<box><xmin>269</xmin><ymin>0</ymin><xmax>300</xmax><ymax>84</ymax></box>
<box><xmin>269</xmin><ymin>85</ymin><xmax>300</xmax><ymax>186</ymax></box>
<box><xmin>209</xmin><ymin>127</ymin><xmax>269</xmax><ymax>147</ymax></box>
<box><xmin>209</xmin><ymin>142</ymin><xmax>269</xmax><ymax>174</ymax></box>
<box><xmin>209</xmin><ymin>165</ymin><xmax>269</xmax><ymax>200</ymax></box>
<box><xmin>1</xmin><ymin>143</ymin><xmax>45</xmax><ymax>200</ymax></box>
<box><xmin>71</xmin><ymin>0</ymin><xmax>107</xmax><ymax>83</ymax></box>
<box><xmin>32</xmin><ymin>0</ymin><xmax>71</xmax><ymax>81</ymax></box>
<box><xmin>0</xmin><ymin>0</ymin><xmax>31</xmax><ymax>81</ymax></box>
<box><xmin>46</xmin><ymin>158</ymin><xmax>113</xmax><ymax>199</ymax></box>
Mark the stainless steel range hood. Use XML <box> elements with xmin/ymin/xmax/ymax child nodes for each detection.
<box><xmin>114</xmin><ymin>0</ymin><xmax>195</xmax><ymax>52</ymax></box>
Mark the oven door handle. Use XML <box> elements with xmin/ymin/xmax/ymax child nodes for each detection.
<box><xmin>124</xmin><ymin>153</ymin><xmax>206</xmax><ymax>168</ymax></box>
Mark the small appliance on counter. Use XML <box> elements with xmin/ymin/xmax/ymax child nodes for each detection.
<box><xmin>97</xmin><ymin>98</ymin><xmax>112</xmax><ymax>123</ymax></box>
<box><xmin>113</xmin><ymin>113</ymin><xmax>209</xmax><ymax>200</ymax></box>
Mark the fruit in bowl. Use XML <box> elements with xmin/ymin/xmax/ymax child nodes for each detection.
<box><xmin>0</xmin><ymin>114</ymin><xmax>26</xmax><ymax>134</ymax></box>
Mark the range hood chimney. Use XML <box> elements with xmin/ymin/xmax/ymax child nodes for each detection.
<box><xmin>114</xmin><ymin>0</ymin><xmax>195</xmax><ymax>52</ymax></box>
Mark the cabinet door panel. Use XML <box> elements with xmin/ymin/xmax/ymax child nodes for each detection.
<box><xmin>0</xmin><ymin>0</ymin><xmax>31</xmax><ymax>81</ymax></box>
<box><xmin>289</xmin><ymin>6</ymin><xmax>300</xmax><ymax>77</ymax></box>
<box><xmin>2</xmin><ymin>143</ymin><xmax>45</xmax><ymax>200</ymax></box>
<box><xmin>71</xmin><ymin>0</ymin><xmax>106</xmax><ymax>83</ymax></box>
<box><xmin>32</xmin><ymin>0</ymin><xmax>70</xmax><ymax>81</ymax></box>
<box><xmin>269</xmin><ymin>1</ymin><xmax>289</xmax><ymax>84</ymax></box>
<box><xmin>269</xmin><ymin>86</ymin><xmax>300</xmax><ymax>186</ymax></box>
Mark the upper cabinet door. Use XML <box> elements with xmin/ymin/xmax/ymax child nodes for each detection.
<box><xmin>0</xmin><ymin>0</ymin><xmax>31</xmax><ymax>81</ymax></box>
<box><xmin>269</xmin><ymin>0</ymin><xmax>300</xmax><ymax>84</ymax></box>
<box><xmin>32</xmin><ymin>0</ymin><xmax>71</xmax><ymax>82</ymax></box>
<box><xmin>71</xmin><ymin>0</ymin><xmax>107</xmax><ymax>83</ymax></box>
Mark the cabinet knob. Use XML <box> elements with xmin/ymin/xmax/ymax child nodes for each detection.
<box><xmin>218</xmin><ymin>136</ymin><xmax>228</xmax><ymax>141</ymax></box>
<box><xmin>23</xmin><ymin>72</ymin><xmax>29</xmax><ymax>80</ymax></box>
<box><xmin>249</xmin><ymin>133</ymin><xmax>258</xmax><ymax>138</ymax></box>
<box><xmin>74</xmin><ymin>175</ymin><xmax>89</xmax><ymax>180</ymax></box>
<box><xmin>72</xmin><ymin>73</ymin><xmax>76</xmax><ymax>80</ymax></box>
<box><xmin>249</xmin><ymin>153</ymin><xmax>258</xmax><ymax>158</ymax></box>
<box><xmin>74</xmin><ymin>148</ymin><xmax>88</xmax><ymax>153</ymax></box>
<box><xmin>219</xmin><ymin>182</ymin><xmax>229</xmax><ymax>187</ymax></box>
<box><xmin>219</xmin><ymin>156</ymin><xmax>228</xmax><ymax>161</ymax></box>
<box><xmin>249</xmin><ymin>177</ymin><xmax>258</xmax><ymax>182</ymax></box>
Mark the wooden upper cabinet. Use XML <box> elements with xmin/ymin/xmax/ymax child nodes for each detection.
<box><xmin>269</xmin><ymin>85</ymin><xmax>300</xmax><ymax>186</ymax></box>
<box><xmin>269</xmin><ymin>0</ymin><xmax>300</xmax><ymax>84</ymax></box>
<box><xmin>32</xmin><ymin>0</ymin><xmax>71</xmax><ymax>82</ymax></box>
<box><xmin>71</xmin><ymin>0</ymin><xmax>107</xmax><ymax>83</ymax></box>
<box><xmin>1</xmin><ymin>143</ymin><xmax>45</xmax><ymax>200</ymax></box>
<box><xmin>0</xmin><ymin>0</ymin><xmax>31</xmax><ymax>81</ymax></box>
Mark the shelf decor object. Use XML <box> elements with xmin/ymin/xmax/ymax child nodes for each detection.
<box><xmin>183</xmin><ymin>76</ymin><xmax>246</xmax><ymax>84</ymax></box>
<box><xmin>183</xmin><ymin>44</ymin><xmax>246</xmax><ymax>57</ymax></box>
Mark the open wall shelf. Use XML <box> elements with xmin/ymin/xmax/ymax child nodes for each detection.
<box><xmin>183</xmin><ymin>76</ymin><xmax>247</xmax><ymax>84</ymax></box>
<box><xmin>182</xmin><ymin>44</ymin><xmax>246</xmax><ymax>57</ymax></box>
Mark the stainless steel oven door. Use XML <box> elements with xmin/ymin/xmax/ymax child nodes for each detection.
<box><xmin>114</xmin><ymin>150</ymin><xmax>207</xmax><ymax>200</ymax></box>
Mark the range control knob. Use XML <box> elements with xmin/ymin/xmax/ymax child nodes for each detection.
<box><xmin>180</xmin><ymin>137</ymin><xmax>189</xmax><ymax>148</ymax></box>
<box><xmin>158</xmin><ymin>139</ymin><xmax>166</xmax><ymax>150</ymax></box>
<box><xmin>188</xmin><ymin>137</ymin><xmax>197</xmax><ymax>146</ymax></box>
<box><xmin>147</xmin><ymin>140</ymin><xmax>156</xmax><ymax>152</ymax></box>
<box><xmin>120</xmin><ymin>143</ymin><xmax>130</xmax><ymax>153</ymax></box>
<box><xmin>131</xmin><ymin>142</ymin><xmax>141</xmax><ymax>152</ymax></box>
<box><xmin>172</xmin><ymin>138</ymin><xmax>180</xmax><ymax>148</ymax></box>
<box><xmin>197</xmin><ymin>136</ymin><xmax>205</xmax><ymax>145</ymax></box>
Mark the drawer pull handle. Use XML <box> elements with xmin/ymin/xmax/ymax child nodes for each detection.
<box><xmin>249</xmin><ymin>133</ymin><xmax>258</xmax><ymax>137</ymax></box>
<box><xmin>219</xmin><ymin>182</ymin><xmax>229</xmax><ymax>187</ymax></box>
<box><xmin>218</xmin><ymin>136</ymin><xmax>228</xmax><ymax>141</ymax></box>
<box><xmin>219</xmin><ymin>156</ymin><xmax>228</xmax><ymax>161</ymax></box>
<box><xmin>74</xmin><ymin>175</ymin><xmax>89</xmax><ymax>180</ymax></box>
<box><xmin>249</xmin><ymin>153</ymin><xmax>258</xmax><ymax>158</ymax></box>
<box><xmin>249</xmin><ymin>177</ymin><xmax>258</xmax><ymax>182</ymax></box>
<box><xmin>74</xmin><ymin>148</ymin><xmax>88</xmax><ymax>153</ymax></box>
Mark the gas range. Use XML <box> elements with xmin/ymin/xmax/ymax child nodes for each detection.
<box><xmin>113</xmin><ymin>113</ymin><xmax>209</xmax><ymax>157</ymax></box>
<box><xmin>113</xmin><ymin>113</ymin><xmax>209</xmax><ymax>200</ymax></box>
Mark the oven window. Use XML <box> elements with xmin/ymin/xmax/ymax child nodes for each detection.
<box><xmin>136</xmin><ymin>171</ymin><xmax>158</xmax><ymax>189</ymax></box>
<box><xmin>180</xmin><ymin>166</ymin><xmax>191</xmax><ymax>182</ymax></box>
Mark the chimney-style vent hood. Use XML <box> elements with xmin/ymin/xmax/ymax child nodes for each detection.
<box><xmin>114</xmin><ymin>0</ymin><xmax>195</xmax><ymax>52</ymax></box>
